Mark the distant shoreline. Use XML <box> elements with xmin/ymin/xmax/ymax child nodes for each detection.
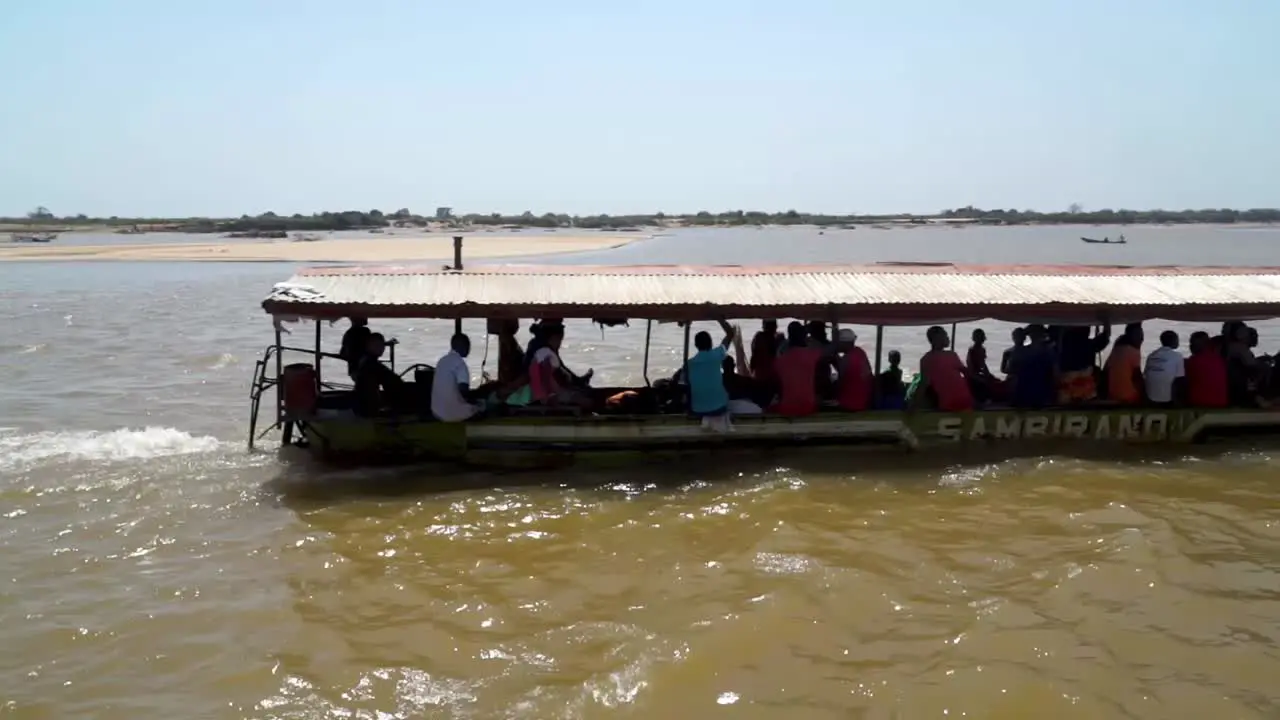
<box><xmin>2</xmin><ymin>220</ymin><xmax>1278</xmax><ymax>237</ymax></box>
<box><xmin>4</xmin><ymin>206</ymin><xmax>1278</xmax><ymax>235</ymax></box>
<box><xmin>0</xmin><ymin>232</ymin><xmax>644</xmax><ymax>263</ymax></box>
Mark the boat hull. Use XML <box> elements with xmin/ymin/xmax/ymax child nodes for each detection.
<box><xmin>294</xmin><ymin>408</ymin><xmax>1280</xmax><ymax>470</ymax></box>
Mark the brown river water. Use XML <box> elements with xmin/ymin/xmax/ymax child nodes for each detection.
<box><xmin>2</xmin><ymin>226</ymin><xmax>1279</xmax><ymax>719</ymax></box>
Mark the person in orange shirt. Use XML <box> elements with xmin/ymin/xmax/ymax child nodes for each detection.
<box><xmin>1104</xmin><ymin>323</ymin><xmax>1145</xmax><ymax>404</ymax></box>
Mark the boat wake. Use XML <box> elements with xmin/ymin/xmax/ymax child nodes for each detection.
<box><xmin>0</xmin><ymin>426</ymin><xmax>224</xmax><ymax>471</ymax></box>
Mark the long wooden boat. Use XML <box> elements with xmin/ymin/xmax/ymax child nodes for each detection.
<box><xmin>9</xmin><ymin>231</ymin><xmax>57</xmax><ymax>243</ymax></box>
<box><xmin>249</xmin><ymin>245</ymin><xmax>1280</xmax><ymax>469</ymax></box>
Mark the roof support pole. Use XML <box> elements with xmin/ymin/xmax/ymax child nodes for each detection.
<box><xmin>274</xmin><ymin>325</ymin><xmax>283</xmax><ymax>425</ymax></box>
<box><xmin>453</xmin><ymin>235</ymin><xmax>464</xmax><ymax>336</ymax></box>
<box><xmin>681</xmin><ymin>322</ymin><xmax>691</xmax><ymax>409</ymax></box>
<box><xmin>314</xmin><ymin>320</ymin><xmax>322</xmax><ymax>389</ymax></box>
<box><xmin>873</xmin><ymin>325</ymin><xmax>884</xmax><ymax>378</ymax></box>
<box><xmin>642</xmin><ymin>319</ymin><xmax>653</xmax><ymax>386</ymax></box>
<box><xmin>949</xmin><ymin>322</ymin><xmax>957</xmax><ymax>350</ymax></box>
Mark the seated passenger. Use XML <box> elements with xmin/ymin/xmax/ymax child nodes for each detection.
<box><xmin>495</xmin><ymin>319</ymin><xmax>524</xmax><ymax>385</ymax></box>
<box><xmin>1104</xmin><ymin>324</ymin><xmax>1144</xmax><ymax>404</ymax></box>
<box><xmin>431</xmin><ymin>334</ymin><xmax>484</xmax><ymax>422</ymax></box>
<box><xmin>807</xmin><ymin>321</ymin><xmax>838</xmax><ymax>399</ymax></box>
<box><xmin>876</xmin><ymin>349</ymin><xmax>905</xmax><ymax>409</ymax></box>
<box><xmin>966</xmin><ymin>328</ymin><xmax>1005</xmax><ymax>404</ymax></box>
<box><xmin>1186</xmin><ymin>331</ymin><xmax>1228</xmax><ymax>407</ymax></box>
<box><xmin>1000</xmin><ymin>327</ymin><xmax>1027</xmax><ymax>376</ymax></box>
<box><xmin>916</xmin><ymin>326</ymin><xmax>973</xmax><ymax>412</ymax></box>
<box><xmin>773</xmin><ymin>322</ymin><xmax>823</xmax><ymax>416</ymax></box>
<box><xmin>529</xmin><ymin>324</ymin><xmax>593</xmax><ymax>409</ymax></box>
<box><xmin>1057</xmin><ymin>324</ymin><xmax>1111</xmax><ymax>403</ymax></box>
<box><xmin>806</xmin><ymin>320</ymin><xmax>832</xmax><ymax>350</ymax></box>
<box><xmin>352</xmin><ymin>333</ymin><xmax>405</xmax><ymax>416</ymax></box>
<box><xmin>749</xmin><ymin>320</ymin><xmax>782</xmax><ymax>382</ymax></box>
<box><xmin>687</xmin><ymin>320</ymin><xmax>736</xmax><ymax>416</ymax></box>
<box><xmin>835</xmin><ymin>329</ymin><xmax>872</xmax><ymax>411</ymax></box>
<box><xmin>722</xmin><ymin>356</ymin><xmax>764</xmax><ymax>414</ymax></box>
<box><xmin>1226</xmin><ymin>322</ymin><xmax>1260</xmax><ymax>404</ymax></box>
<box><xmin>1009</xmin><ymin>325</ymin><xmax>1057</xmax><ymax>409</ymax></box>
<box><xmin>1143</xmin><ymin>330</ymin><xmax>1185</xmax><ymax>407</ymax></box>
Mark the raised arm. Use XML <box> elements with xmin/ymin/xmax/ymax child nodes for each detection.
<box><xmin>731</xmin><ymin>324</ymin><xmax>747</xmax><ymax>372</ymax></box>
<box><xmin>717</xmin><ymin>319</ymin><xmax>735</xmax><ymax>348</ymax></box>
<box><xmin>1091</xmin><ymin>324</ymin><xmax>1112</xmax><ymax>353</ymax></box>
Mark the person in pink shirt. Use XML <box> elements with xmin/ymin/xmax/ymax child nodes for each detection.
<box><xmin>772</xmin><ymin>322</ymin><xmax>823</xmax><ymax>416</ymax></box>
<box><xmin>916</xmin><ymin>325</ymin><xmax>974</xmax><ymax>412</ymax></box>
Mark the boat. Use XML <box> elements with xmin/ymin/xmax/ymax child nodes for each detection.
<box><xmin>9</xmin><ymin>231</ymin><xmax>57</xmax><ymax>243</ymax></box>
<box><xmin>1081</xmin><ymin>235</ymin><xmax>1127</xmax><ymax>244</ymax></box>
<box><xmin>248</xmin><ymin>247</ymin><xmax>1280</xmax><ymax>469</ymax></box>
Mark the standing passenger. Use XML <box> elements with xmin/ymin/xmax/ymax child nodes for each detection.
<box><xmin>340</xmin><ymin>317</ymin><xmax>372</xmax><ymax>379</ymax></box>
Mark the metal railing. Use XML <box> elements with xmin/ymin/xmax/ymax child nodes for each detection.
<box><xmin>246</xmin><ymin>342</ymin><xmax>406</xmax><ymax>450</ymax></box>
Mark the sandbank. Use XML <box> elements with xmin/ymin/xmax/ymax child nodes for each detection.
<box><xmin>0</xmin><ymin>233</ymin><xmax>644</xmax><ymax>263</ymax></box>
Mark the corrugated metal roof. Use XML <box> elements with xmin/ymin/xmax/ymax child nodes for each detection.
<box><xmin>261</xmin><ymin>263</ymin><xmax>1280</xmax><ymax>324</ymax></box>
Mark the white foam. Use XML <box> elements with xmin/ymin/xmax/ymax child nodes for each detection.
<box><xmin>0</xmin><ymin>426</ymin><xmax>223</xmax><ymax>471</ymax></box>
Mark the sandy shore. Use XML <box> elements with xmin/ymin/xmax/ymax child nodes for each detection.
<box><xmin>0</xmin><ymin>233</ymin><xmax>644</xmax><ymax>263</ymax></box>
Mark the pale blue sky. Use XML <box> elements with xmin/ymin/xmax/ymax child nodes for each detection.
<box><xmin>2</xmin><ymin>0</ymin><xmax>1276</xmax><ymax>217</ymax></box>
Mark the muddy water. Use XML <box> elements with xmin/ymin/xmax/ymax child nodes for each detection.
<box><xmin>1</xmin><ymin>226</ymin><xmax>1278</xmax><ymax>718</ymax></box>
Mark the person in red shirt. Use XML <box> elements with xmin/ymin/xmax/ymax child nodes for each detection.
<box><xmin>772</xmin><ymin>322</ymin><xmax>823</xmax><ymax>416</ymax></box>
<box><xmin>1185</xmin><ymin>330</ymin><xmax>1228</xmax><ymax>407</ymax></box>
<box><xmin>916</xmin><ymin>326</ymin><xmax>974</xmax><ymax>412</ymax></box>
<box><xmin>835</xmin><ymin>328</ymin><xmax>872</xmax><ymax>411</ymax></box>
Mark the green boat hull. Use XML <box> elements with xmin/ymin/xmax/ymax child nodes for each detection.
<box><xmin>293</xmin><ymin>408</ymin><xmax>1280</xmax><ymax>470</ymax></box>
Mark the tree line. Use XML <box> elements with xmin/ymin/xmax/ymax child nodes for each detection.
<box><xmin>6</xmin><ymin>205</ymin><xmax>1280</xmax><ymax>233</ymax></box>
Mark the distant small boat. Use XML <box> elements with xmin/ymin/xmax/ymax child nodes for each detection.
<box><xmin>1081</xmin><ymin>235</ymin><xmax>1127</xmax><ymax>245</ymax></box>
<box><xmin>9</xmin><ymin>231</ymin><xmax>57</xmax><ymax>243</ymax></box>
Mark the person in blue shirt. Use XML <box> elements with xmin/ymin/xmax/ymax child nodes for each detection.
<box><xmin>686</xmin><ymin>319</ymin><xmax>737</xmax><ymax>415</ymax></box>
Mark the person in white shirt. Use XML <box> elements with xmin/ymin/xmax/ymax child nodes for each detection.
<box><xmin>1144</xmin><ymin>330</ymin><xmax>1185</xmax><ymax>405</ymax></box>
<box><xmin>431</xmin><ymin>334</ymin><xmax>484</xmax><ymax>421</ymax></box>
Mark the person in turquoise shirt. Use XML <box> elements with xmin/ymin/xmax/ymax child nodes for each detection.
<box><xmin>687</xmin><ymin>319</ymin><xmax>736</xmax><ymax>415</ymax></box>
